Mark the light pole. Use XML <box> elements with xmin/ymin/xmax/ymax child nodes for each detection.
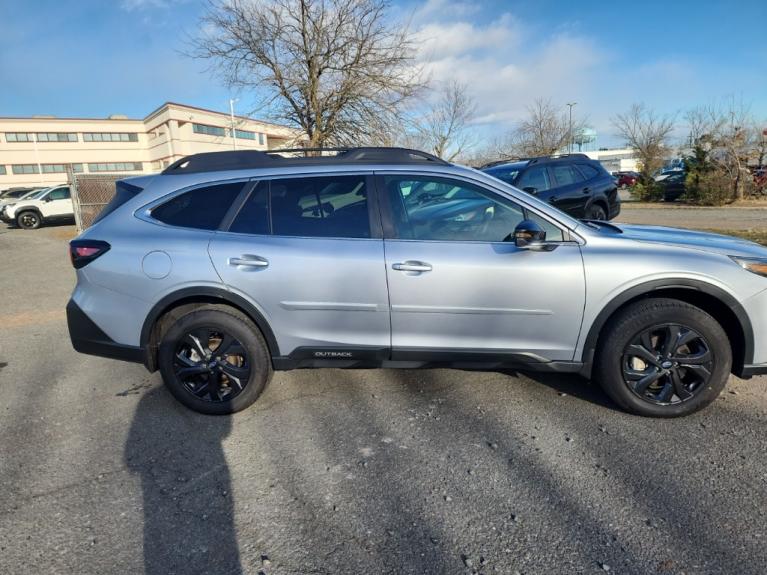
<box><xmin>566</xmin><ymin>102</ymin><xmax>577</xmax><ymax>154</ymax></box>
<box><xmin>229</xmin><ymin>98</ymin><xmax>239</xmax><ymax>151</ymax></box>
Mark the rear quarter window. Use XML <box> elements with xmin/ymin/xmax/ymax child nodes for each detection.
<box><xmin>152</xmin><ymin>182</ymin><xmax>244</xmax><ymax>230</ymax></box>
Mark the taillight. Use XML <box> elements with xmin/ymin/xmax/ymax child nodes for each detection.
<box><xmin>69</xmin><ymin>240</ymin><xmax>111</xmax><ymax>269</ymax></box>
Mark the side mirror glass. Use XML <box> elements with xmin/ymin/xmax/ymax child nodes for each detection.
<box><xmin>522</xmin><ymin>186</ymin><xmax>538</xmax><ymax>195</ymax></box>
<box><xmin>513</xmin><ymin>219</ymin><xmax>547</xmax><ymax>249</ymax></box>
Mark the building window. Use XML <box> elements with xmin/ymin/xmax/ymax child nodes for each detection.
<box><xmin>88</xmin><ymin>162</ymin><xmax>143</xmax><ymax>172</ymax></box>
<box><xmin>235</xmin><ymin>129</ymin><xmax>256</xmax><ymax>140</ymax></box>
<box><xmin>6</xmin><ymin>133</ymin><xmax>35</xmax><ymax>142</ymax></box>
<box><xmin>12</xmin><ymin>164</ymin><xmax>40</xmax><ymax>175</ymax></box>
<box><xmin>193</xmin><ymin>123</ymin><xmax>226</xmax><ymax>137</ymax></box>
<box><xmin>36</xmin><ymin>133</ymin><xmax>78</xmax><ymax>142</ymax></box>
<box><xmin>83</xmin><ymin>132</ymin><xmax>139</xmax><ymax>142</ymax></box>
<box><xmin>0</xmin><ymin>166</ymin><xmax>6</xmax><ymax>175</ymax></box>
<box><xmin>259</xmin><ymin>133</ymin><xmax>265</xmax><ymax>145</ymax></box>
<box><xmin>38</xmin><ymin>163</ymin><xmax>83</xmax><ymax>174</ymax></box>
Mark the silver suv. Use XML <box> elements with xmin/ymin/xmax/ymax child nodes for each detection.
<box><xmin>66</xmin><ymin>148</ymin><xmax>767</xmax><ymax>417</ymax></box>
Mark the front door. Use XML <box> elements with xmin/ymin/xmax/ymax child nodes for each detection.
<box><xmin>41</xmin><ymin>186</ymin><xmax>73</xmax><ymax>219</ymax></box>
<box><xmin>378</xmin><ymin>173</ymin><xmax>585</xmax><ymax>363</ymax></box>
<box><xmin>208</xmin><ymin>174</ymin><xmax>390</xmax><ymax>360</ymax></box>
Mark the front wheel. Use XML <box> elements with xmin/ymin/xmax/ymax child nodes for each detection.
<box><xmin>594</xmin><ymin>298</ymin><xmax>731</xmax><ymax>417</ymax></box>
<box><xmin>17</xmin><ymin>211</ymin><xmax>41</xmax><ymax>229</ymax></box>
<box><xmin>158</xmin><ymin>305</ymin><xmax>272</xmax><ymax>414</ymax></box>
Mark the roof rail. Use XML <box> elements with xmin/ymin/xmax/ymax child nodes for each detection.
<box><xmin>479</xmin><ymin>152</ymin><xmax>591</xmax><ymax>170</ymax></box>
<box><xmin>162</xmin><ymin>147</ymin><xmax>449</xmax><ymax>175</ymax></box>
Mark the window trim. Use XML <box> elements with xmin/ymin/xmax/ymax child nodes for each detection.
<box><xmin>373</xmin><ymin>171</ymin><xmax>577</xmax><ymax>245</ymax></box>
<box><xmin>218</xmin><ymin>172</ymin><xmax>382</xmax><ymax>241</ymax></box>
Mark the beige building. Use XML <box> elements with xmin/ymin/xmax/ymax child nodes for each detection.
<box><xmin>0</xmin><ymin>102</ymin><xmax>300</xmax><ymax>189</ymax></box>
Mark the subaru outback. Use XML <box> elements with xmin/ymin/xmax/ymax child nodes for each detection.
<box><xmin>66</xmin><ymin>148</ymin><xmax>767</xmax><ymax>417</ymax></box>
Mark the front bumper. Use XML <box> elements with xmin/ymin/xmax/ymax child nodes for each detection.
<box><xmin>66</xmin><ymin>299</ymin><xmax>145</xmax><ymax>364</ymax></box>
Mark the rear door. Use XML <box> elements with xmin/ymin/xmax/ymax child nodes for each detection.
<box><xmin>378</xmin><ymin>172</ymin><xmax>585</xmax><ymax>363</ymax></box>
<box><xmin>208</xmin><ymin>173</ymin><xmax>390</xmax><ymax>360</ymax></box>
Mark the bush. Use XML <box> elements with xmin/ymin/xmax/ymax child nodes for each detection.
<box><xmin>683</xmin><ymin>170</ymin><xmax>732</xmax><ymax>205</ymax></box>
<box><xmin>630</xmin><ymin>180</ymin><xmax>664</xmax><ymax>202</ymax></box>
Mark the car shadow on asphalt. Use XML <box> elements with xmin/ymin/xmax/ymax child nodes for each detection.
<box><xmin>508</xmin><ymin>370</ymin><xmax>620</xmax><ymax>411</ymax></box>
<box><xmin>125</xmin><ymin>386</ymin><xmax>242</xmax><ymax>575</ymax></box>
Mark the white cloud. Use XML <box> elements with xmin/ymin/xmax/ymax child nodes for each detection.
<box><xmin>414</xmin><ymin>12</ymin><xmax>605</xmax><ymax>132</ymax></box>
<box><xmin>120</xmin><ymin>0</ymin><xmax>187</xmax><ymax>11</ymax></box>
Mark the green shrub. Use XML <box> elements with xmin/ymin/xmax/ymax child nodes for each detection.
<box><xmin>683</xmin><ymin>170</ymin><xmax>732</xmax><ymax>205</ymax></box>
<box><xmin>630</xmin><ymin>181</ymin><xmax>664</xmax><ymax>202</ymax></box>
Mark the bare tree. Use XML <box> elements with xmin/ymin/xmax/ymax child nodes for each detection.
<box><xmin>685</xmin><ymin>99</ymin><xmax>756</xmax><ymax>201</ymax></box>
<box><xmin>497</xmin><ymin>98</ymin><xmax>589</xmax><ymax>158</ymax></box>
<box><xmin>191</xmin><ymin>0</ymin><xmax>423</xmax><ymax>147</ymax></box>
<box><xmin>410</xmin><ymin>81</ymin><xmax>477</xmax><ymax>161</ymax></box>
<box><xmin>612</xmin><ymin>103</ymin><xmax>675</xmax><ymax>180</ymax></box>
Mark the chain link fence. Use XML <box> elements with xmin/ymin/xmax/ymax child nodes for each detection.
<box><xmin>69</xmin><ymin>172</ymin><xmax>121</xmax><ymax>232</ymax></box>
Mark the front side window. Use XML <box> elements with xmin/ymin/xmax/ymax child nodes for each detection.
<box><xmin>48</xmin><ymin>187</ymin><xmax>71</xmax><ymax>201</ymax></box>
<box><xmin>152</xmin><ymin>182</ymin><xmax>245</xmax><ymax>230</ymax></box>
<box><xmin>517</xmin><ymin>166</ymin><xmax>551</xmax><ymax>192</ymax></box>
<box><xmin>552</xmin><ymin>164</ymin><xmax>584</xmax><ymax>186</ymax></box>
<box><xmin>269</xmin><ymin>176</ymin><xmax>370</xmax><ymax>238</ymax></box>
<box><xmin>384</xmin><ymin>175</ymin><xmax>563</xmax><ymax>242</ymax></box>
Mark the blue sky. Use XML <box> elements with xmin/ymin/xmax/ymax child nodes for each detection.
<box><xmin>1</xmin><ymin>0</ymin><xmax>765</xmax><ymax>147</ymax></box>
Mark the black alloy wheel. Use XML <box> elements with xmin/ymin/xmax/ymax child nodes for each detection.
<box><xmin>17</xmin><ymin>211</ymin><xmax>41</xmax><ymax>229</ymax></box>
<box><xmin>173</xmin><ymin>327</ymin><xmax>251</xmax><ymax>403</ymax></box>
<box><xmin>622</xmin><ymin>323</ymin><xmax>713</xmax><ymax>405</ymax></box>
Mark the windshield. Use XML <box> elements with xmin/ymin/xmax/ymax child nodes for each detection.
<box><xmin>22</xmin><ymin>189</ymin><xmax>48</xmax><ymax>200</ymax></box>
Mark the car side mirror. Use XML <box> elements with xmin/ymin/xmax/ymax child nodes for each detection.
<box><xmin>44</xmin><ymin>196</ymin><xmax>53</xmax><ymax>202</ymax></box>
<box><xmin>522</xmin><ymin>186</ymin><xmax>538</xmax><ymax>195</ymax></box>
<box><xmin>513</xmin><ymin>220</ymin><xmax>553</xmax><ymax>251</ymax></box>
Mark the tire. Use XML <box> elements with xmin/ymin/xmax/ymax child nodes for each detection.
<box><xmin>594</xmin><ymin>298</ymin><xmax>731</xmax><ymax>417</ymax></box>
<box><xmin>158</xmin><ymin>305</ymin><xmax>272</xmax><ymax>415</ymax></box>
<box><xmin>17</xmin><ymin>211</ymin><xmax>41</xmax><ymax>230</ymax></box>
<box><xmin>586</xmin><ymin>203</ymin><xmax>607</xmax><ymax>220</ymax></box>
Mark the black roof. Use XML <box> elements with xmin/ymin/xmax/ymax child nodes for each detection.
<box><xmin>162</xmin><ymin>147</ymin><xmax>449</xmax><ymax>175</ymax></box>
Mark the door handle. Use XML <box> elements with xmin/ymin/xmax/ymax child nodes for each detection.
<box><xmin>582</xmin><ymin>187</ymin><xmax>591</xmax><ymax>194</ymax></box>
<box><xmin>392</xmin><ymin>261</ymin><xmax>432</xmax><ymax>272</ymax></box>
<box><xmin>228</xmin><ymin>255</ymin><xmax>269</xmax><ymax>268</ymax></box>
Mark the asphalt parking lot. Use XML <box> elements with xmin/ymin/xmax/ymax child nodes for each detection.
<box><xmin>1</xmin><ymin>223</ymin><xmax>767</xmax><ymax>575</ymax></box>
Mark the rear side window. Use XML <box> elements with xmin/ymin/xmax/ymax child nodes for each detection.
<box><xmin>152</xmin><ymin>182</ymin><xmax>244</xmax><ymax>230</ymax></box>
<box><xmin>229</xmin><ymin>183</ymin><xmax>269</xmax><ymax>235</ymax></box>
<box><xmin>270</xmin><ymin>176</ymin><xmax>370</xmax><ymax>238</ymax></box>
<box><xmin>576</xmin><ymin>164</ymin><xmax>600</xmax><ymax>180</ymax></box>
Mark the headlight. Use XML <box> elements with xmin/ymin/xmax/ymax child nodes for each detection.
<box><xmin>731</xmin><ymin>256</ymin><xmax>767</xmax><ymax>278</ymax></box>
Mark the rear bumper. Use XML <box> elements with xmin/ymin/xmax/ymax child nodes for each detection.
<box><xmin>66</xmin><ymin>299</ymin><xmax>145</xmax><ymax>364</ymax></box>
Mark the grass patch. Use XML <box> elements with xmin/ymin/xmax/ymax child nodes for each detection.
<box><xmin>701</xmin><ymin>228</ymin><xmax>767</xmax><ymax>246</ymax></box>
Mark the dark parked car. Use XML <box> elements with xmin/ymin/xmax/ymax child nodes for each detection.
<box><xmin>482</xmin><ymin>154</ymin><xmax>620</xmax><ymax>220</ymax></box>
<box><xmin>656</xmin><ymin>172</ymin><xmax>687</xmax><ymax>201</ymax></box>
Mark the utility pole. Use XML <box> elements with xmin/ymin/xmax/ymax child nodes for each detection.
<box><xmin>566</xmin><ymin>102</ymin><xmax>577</xmax><ymax>154</ymax></box>
<box><xmin>229</xmin><ymin>98</ymin><xmax>238</xmax><ymax>151</ymax></box>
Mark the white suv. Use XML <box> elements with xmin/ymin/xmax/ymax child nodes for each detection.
<box><xmin>1</xmin><ymin>185</ymin><xmax>74</xmax><ymax>229</ymax></box>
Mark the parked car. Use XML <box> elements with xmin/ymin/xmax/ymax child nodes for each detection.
<box><xmin>1</xmin><ymin>185</ymin><xmax>74</xmax><ymax>229</ymax></box>
<box><xmin>67</xmin><ymin>147</ymin><xmax>767</xmax><ymax>418</ymax></box>
<box><xmin>615</xmin><ymin>171</ymin><xmax>640</xmax><ymax>188</ymax></box>
<box><xmin>481</xmin><ymin>154</ymin><xmax>620</xmax><ymax>220</ymax></box>
<box><xmin>0</xmin><ymin>187</ymin><xmax>44</xmax><ymax>207</ymax></box>
<box><xmin>655</xmin><ymin>172</ymin><xmax>687</xmax><ymax>201</ymax></box>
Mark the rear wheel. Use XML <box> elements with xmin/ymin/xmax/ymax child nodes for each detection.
<box><xmin>586</xmin><ymin>203</ymin><xmax>607</xmax><ymax>220</ymax></box>
<box><xmin>17</xmin><ymin>211</ymin><xmax>41</xmax><ymax>229</ymax></box>
<box><xmin>594</xmin><ymin>298</ymin><xmax>731</xmax><ymax>417</ymax></box>
<box><xmin>158</xmin><ymin>306</ymin><xmax>272</xmax><ymax>414</ymax></box>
